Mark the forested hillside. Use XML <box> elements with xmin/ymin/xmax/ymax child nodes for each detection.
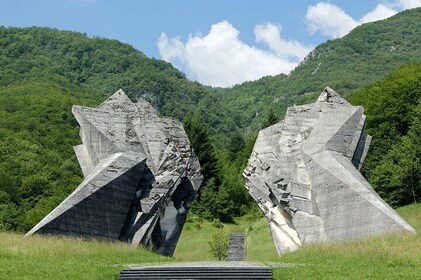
<box><xmin>3</xmin><ymin>8</ymin><xmax>421</xmax><ymax>140</ymax></box>
<box><xmin>349</xmin><ymin>63</ymin><xmax>421</xmax><ymax>206</ymax></box>
<box><xmin>1</xmin><ymin>8</ymin><xmax>421</xmax><ymax>232</ymax></box>
<box><xmin>215</xmin><ymin>8</ymin><xmax>421</xmax><ymax>133</ymax></box>
<box><xmin>0</xmin><ymin>82</ymin><xmax>92</xmax><ymax>230</ymax></box>
<box><xmin>0</xmin><ymin>26</ymin><xmax>227</xmax><ymax>123</ymax></box>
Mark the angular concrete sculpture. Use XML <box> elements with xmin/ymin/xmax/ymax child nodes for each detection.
<box><xmin>243</xmin><ymin>87</ymin><xmax>415</xmax><ymax>255</ymax></box>
<box><xmin>27</xmin><ymin>89</ymin><xmax>203</xmax><ymax>256</ymax></box>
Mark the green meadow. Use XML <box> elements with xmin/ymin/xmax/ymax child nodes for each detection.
<box><xmin>0</xmin><ymin>203</ymin><xmax>419</xmax><ymax>279</ymax></box>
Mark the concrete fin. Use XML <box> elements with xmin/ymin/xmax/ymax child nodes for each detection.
<box><xmin>309</xmin><ymin>151</ymin><xmax>415</xmax><ymax>237</ymax></box>
<box><xmin>352</xmin><ymin>132</ymin><xmax>372</xmax><ymax>171</ymax></box>
<box><xmin>73</xmin><ymin>144</ymin><xmax>95</xmax><ymax>177</ymax></box>
<box><xmin>128</xmin><ymin>212</ymin><xmax>156</xmax><ymax>245</ymax></box>
<box><xmin>97</xmin><ymin>89</ymin><xmax>136</xmax><ymax>110</ymax></box>
<box><xmin>140</xmin><ymin>212</ymin><xmax>160</xmax><ymax>248</ymax></box>
<box><xmin>326</xmin><ymin>107</ymin><xmax>364</xmax><ymax>156</ymax></box>
<box><xmin>135</xmin><ymin>98</ymin><xmax>159</xmax><ymax>118</ymax></box>
<box><xmin>27</xmin><ymin>153</ymin><xmax>146</xmax><ymax>237</ymax></box>
<box><xmin>73</xmin><ymin>105</ymin><xmax>130</xmax><ymax>151</ymax></box>
<box><xmin>347</xmin><ymin>113</ymin><xmax>366</xmax><ymax>160</ymax></box>
<box><xmin>72</xmin><ymin>106</ymin><xmax>121</xmax><ymax>162</ymax></box>
<box><xmin>147</xmin><ymin>141</ymin><xmax>167</xmax><ymax>171</ymax></box>
<box><xmin>317</xmin><ymin>87</ymin><xmax>350</xmax><ymax>105</ymax></box>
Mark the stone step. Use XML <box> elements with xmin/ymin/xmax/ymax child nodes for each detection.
<box><xmin>118</xmin><ymin>266</ymin><xmax>273</xmax><ymax>279</ymax></box>
<box><xmin>226</xmin><ymin>233</ymin><xmax>246</xmax><ymax>261</ymax></box>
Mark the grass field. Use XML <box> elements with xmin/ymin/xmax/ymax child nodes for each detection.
<box><xmin>272</xmin><ymin>203</ymin><xmax>421</xmax><ymax>279</ymax></box>
<box><xmin>0</xmin><ymin>233</ymin><xmax>171</xmax><ymax>279</ymax></box>
<box><xmin>0</xmin><ymin>204</ymin><xmax>419</xmax><ymax>279</ymax></box>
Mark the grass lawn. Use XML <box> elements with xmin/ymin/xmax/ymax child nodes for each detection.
<box><xmin>177</xmin><ymin>204</ymin><xmax>421</xmax><ymax>279</ymax></box>
<box><xmin>0</xmin><ymin>203</ymin><xmax>419</xmax><ymax>279</ymax></box>
<box><xmin>273</xmin><ymin>230</ymin><xmax>421</xmax><ymax>279</ymax></box>
<box><xmin>270</xmin><ymin>203</ymin><xmax>421</xmax><ymax>279</ymax></box>
<box><xmin>0</xmin><ymin>234</ymin><xmax>171</xmax><ymax>279</ymax></box>
<box><xmin>174</xmin><ymin>215</ymin><xmax>253</xmax><ymax>261</ymax></box>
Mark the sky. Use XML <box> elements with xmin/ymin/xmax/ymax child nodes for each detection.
<box><xmin>1</xmin><ymin>0</ymin><xmax>421</xmax><ymax>87</ymax></box>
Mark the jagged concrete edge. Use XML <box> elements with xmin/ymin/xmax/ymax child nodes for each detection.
<box><xmin>26</xmin><ymin>152</ymin><xmax>146</xmax><ymax>235</ymax></box>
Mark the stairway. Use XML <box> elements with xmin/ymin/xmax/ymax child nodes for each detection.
<box><xmin>226</xmin><ymin>233</ymin><xmax>245</xmax><ymax>261</ymax></box>
<box><xmin>118</xmin><ymin>265</ymin><xmax>273</xmax><ymax>279</ymax></box>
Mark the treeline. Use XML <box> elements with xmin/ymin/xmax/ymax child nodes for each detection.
<box><xmin>0</xmin><ymin>82</ymin><xmax>94</xmax><ymax>231</ymax></box>
<box><xmin>183</xmin><ymin>111</ymin><xmax>281</xmax><ymax>222</ymax></box>
<box><xmin>184</xmin><ymin>115</ymin><xmax>254</xmax><ymax>222</ymax></box>
<box><xmin>349</xmin><ymin>63</ymin><xmax>421</xmax><ymax>206</ymax></box>
<box><xmin>5</xmin><ymin>6</ymin><xmax>421</xmax><ymax>146</ymax></box>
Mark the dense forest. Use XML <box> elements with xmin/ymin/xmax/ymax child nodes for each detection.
<box><xmin>349</xmin><ymin>63</ymin><xmax>421</xmax><ymax>207</ymax></box>
<box><xmin>0</xmin><ymin>82</ymin><xmax>93</xmax><ymax>230</ymax></box>
<box><xmin>0</xmin><ymin>8</ymin><xmax>421</xmax><ymax>231</ymax></box>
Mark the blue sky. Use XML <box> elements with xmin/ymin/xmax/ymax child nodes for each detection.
<box><xmin>1</xmin><ymin>0</ymin><xmax>420</xmax><ymax>86</ymax></box>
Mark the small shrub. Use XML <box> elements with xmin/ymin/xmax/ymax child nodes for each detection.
<box><xmin>211</xmin><ymin>219</ymin><xmax>224</xmax><ymax>228</ymax></box>
<box><xmin>208</xmin><ymin>229</ymin><xmax>229</xmax><ymax>261</ymax></box>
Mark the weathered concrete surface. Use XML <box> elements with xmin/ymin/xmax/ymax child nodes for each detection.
<box><xmin>27</xmin><ymin>89</ymin><xmax>203</xmax><ymax>256</ymax></box>
<box><xmin>243</xmin><ymin>87</ymin><xmax>415</xmax><ymax>255</ymax></box>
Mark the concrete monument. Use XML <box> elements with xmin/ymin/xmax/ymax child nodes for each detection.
<box><xmin>27</xmin><ymin>89</ymin><xmax>203</xmax><ymax>256</ymax></box>
<box><xmin>243</xmin><ymin>87</ymin><xmax>415</xmax><ymax>255</ymax></box>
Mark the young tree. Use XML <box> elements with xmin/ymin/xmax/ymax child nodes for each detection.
<box><xmin>208</xmin><ymin>229</ymin><xmax>229</xmax><ymax>261</ymax></box>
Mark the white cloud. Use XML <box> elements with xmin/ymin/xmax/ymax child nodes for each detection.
<box><xmin>398</xmin><ymin>0</ymin><xmax>421</xmax><ymax>9</ymax></box>
<box><xmin>306</xmin><ymin>2</ymin><xmax>400</xmax><ymax>38</ymax></box>
<box><xmin>360</xmin><ymin>4</ymin><xmax>397</xmax><ymax>23</ymax></box>
<box><xmin>158</xmin><ymin>21</ymin><xmax>312</xmax><ymax>87</ymax></box>
<box><xmin>157</xmin><ymin>34</ymin><xmax>185</xmax><ymax>64</ymax></box>
<box><xmin>158</xmin><ymin>1</ymin><xmax>421</xmax><ymax>87</ymax></box>
<box><xmin>306</xmin><ymin>1</ymin><xmax>421</xmax><ymax>39</ymax></box>
<box><xmin>254</xmin><ymin>23</ymin><xmax>312</xmax><ymax>61</ymax></box>
<box><xmin>306</xmin><ymin>3</ymin><xmax>358</xmax><ymax>38</ymax></box>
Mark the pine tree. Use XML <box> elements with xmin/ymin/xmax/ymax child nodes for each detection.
<box><xmin>183</xmin><ymin>115</ymin><xmax>219</xmax><ymax>185</ymax></box>
<box><xmin>262</xmin><ymin>109</ymin><xmax>278</xmax><ymax>129</ymax></box>
<box><xmin>228</xmin><ymin>133</ymin><xmax>245</xmax><ymax>161</ymax></box>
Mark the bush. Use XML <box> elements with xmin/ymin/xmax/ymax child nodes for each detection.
<box><xmin>211</xmin><ymin>219</ymin><xmax>224</xmax><ymax>228</ymax></box>
<box><xmin>208</xmin><ymin>229</ymin><xmax>229</xmax><ymax>261</ymax></box>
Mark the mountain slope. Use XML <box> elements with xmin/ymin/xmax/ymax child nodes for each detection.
<box><xmin>215</xmin><ymin>7</ymin><xmax>421</xmax><ymax>133</ymax></box>
<box><xmin>3</xmin><ymin>7</ymin><xmax>421</xmax><ymax>138</ymax></box>
<box><xmin>0</xmin><ymin>26</ymin><xmax>241</xmax><ymax>144</ymax></box>
<box><xmin>0</xmin><ymin>81</ymin><xmax>94</xmax><ymax>231</ymax></box>
<box><xmin>0</xmin><ymin>26</ymin><xmax>212</xmax><ymax>119</ymax></box>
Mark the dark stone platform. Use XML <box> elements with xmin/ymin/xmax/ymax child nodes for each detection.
<box><xmin>118</xmin><ymin>263</ymin><xmax>272</xmax><ymax>279</ymax></box>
